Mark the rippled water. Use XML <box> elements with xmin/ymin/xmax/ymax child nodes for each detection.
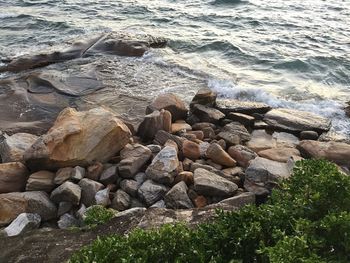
<box><xmin>0</xmin><ymin>0</ymin><xmax>350</xmax><ymax>133</ymax></box>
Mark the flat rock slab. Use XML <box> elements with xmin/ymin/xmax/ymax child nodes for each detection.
<box><xmin>216</xmin><ymin>99</ymin><xmax>271</xmax><ymax>114</ymax></box>
<box><xmin>264</xmin><ymin>108</ymin><xmax>331</xmax><ymax>133</ymax></box>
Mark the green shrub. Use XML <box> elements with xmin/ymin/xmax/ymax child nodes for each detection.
<box><xmin>83</xmin><ymin>205</ymin><xmax>116</xmax><ymax>226</ymax></box>
<box><xmin>71</xmin><ymin>159</ymin><xmax>350</xmax><ymax>263</ymax></box>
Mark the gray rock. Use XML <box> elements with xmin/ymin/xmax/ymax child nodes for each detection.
<box><xmin>134</xmin><ymin>172</ymin><xmax>147</xmax><ymax>185</ymax></box>
<box><xmin>50</xmin><ymin>182</ymin><xmax>81</xmax><ymax>205</ymax></box>
<box><xmin>145</xmin><ymin>146</ymin><xmax>180</xmax><ymax>185</ymax></box>
<box><xmin>218</xmin><ymin>192</ymin><xmax>255</xmax><ymax>208</ymax></box>
<box><xmin>119</xmin><ymin>144</ymin><xmax>152</xmax><ymax>178</ymax></box>
<box><xmin>120</xmin><ymin>179</ymin><xmax>140</xmax><ymax>197</ymax></box>
<box><xmin>300</xmin><ymin>131</ymin><xmax>319</xmax><ymax>140</ymax></box>
<box><xmin>165</xmin><ymin>181</ymin><xmax>193</xmax><ymax>209</ymax></box>
<box><xmin>273</xmin><ymin>132</ymin><xmax>300</xmax><ymax>148</ymax></box>
<box><xmin>146</xmin><ymin>144</ymin><xmax>162</xmax><ymax>154</ymax></box>
<box><xmin>95</xmin><ymin>188</ymin><xmax>111</xmax><ymax>207</ymax></box>
<box><xmin>216</xmin><ymin>99</ymin><xmax>271</xmax><ymax>114</ymax></box>
<box><xmin>57</xmin><ymin>202</ymin><xmax>73</xmax><ymax>217</ymax></box>
<box><xmin>57</xmin><ymin>213</ymin><xmax>80</xmax><ymax>229</ymax></box>
<box><xmin>99</xmin><ymin>165</ymin><xmax>118</xmax><ymax>185</ymax></box>
<box><xmin>192</xmin><ymin>104</ymin><xmax>225</xmax><ymax>123</ymax></box>
<box><xmin>153</xmin><ymin>130</ymin><xmax>184</xmax><ymax>150</ymax></box>
<box><xmin>217</xmin><ymin>122</ymin><xmax>251</xmax><ymax>145</ymax></box>
<box><xmin>227</xmin><ymin>112</ymin><xmax>255</xmax><ymax>127</ymax></box>
<box><xmin>0</xmin><ymin>133</ymin><xmax>38</xmax><ymax>163</ymax></box>
<box><xmin>78</xmin><ymin>178</ymin><xmax>104</xmax><ymax>207</ymax></box>
<box><xmin>26</xmin><ymin>170</ymin><xmax>55</xmax><ymax>192</ymax></box>
<box><xmin>138</xmin><ymin>180</ymin><xmax>168</xmax><ymax>206</ymax></box>
<box><xmin>4</xmin><ymin>213</ymin><xmax>41</xmax><ymax>237</ymax></box>
<box><xmin>228</xmin><ymin>145</ymin><xmax>258</xmax><ymax>168</ymax></box>
<box><xmin>130</xmin><ymin>198</ymin><xmax>146</xmax><ymax>208</ymax></box>
<box><xmin>150</xmin><ymin>200</ymin><xmax>166</xmax><ymax>208</ymax></box>
<box><xmin>54</xmin><ymin>167</ymin><xmax>74</xmax><ymax>185</ymax></box>
<box><xmin>246</xmin><ymin>130</ymin><xmax>276</xmax><ymax>152</ymax></box>
<box><xmin>190</xmin><ymin>162</ymin><xmax>226</xmax><ymax>177</ymax></box>
<box><xmin>75</xmin><ymin>204</ymin><xmax>87</xmax><ymax>221</ymax></box>
<box><xmin>194</xmin><ymin>168</ymin><xmax>238</xmax><ymax>197</ymax></box>
<box><xmin>111</xmin><ymin>190</ymin><xmax>131</xmax><ymax>211</ymax></box>
<box><xmin>71</xmin><ymin>166</ymin><xmax>85</xmax><ymax>181</ymax></box>
<box><xmin>244</xmin><ymin>157</ymin><xmax>290</xmax><ymax>195</ymax></box>
<box><xmin>264</xmin><ymin>108</ymin><xmax>331</xmax><ymax>133</ymax></box>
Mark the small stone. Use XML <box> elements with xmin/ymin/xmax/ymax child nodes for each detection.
<box><xmin>100</xmin><ymin>165</ymin><xmax>118</xmax><ymax>185</ymax></box>
<box><xmin>79</xmin><ymin>178</ymin><xmax>104</xmax><ymax>207</ymax></box>
<box><xmin>26</xmin><ymin>170</ymin><xmax>55</xmax><ymax>192</ymax></box>
<box><xmin>174</xmin><ymin>171</ymin><xmax>194</xmax><ymax>186</ymax></box>
<box><xmin>86</xmin><ymin>162</ymin><xmax>104</xmax><ymax>181</ymax></box>
<box><xmin>153</xmin><ymin>130</ymin><xmax>184</xmax><ymax>150</ymax></box>
<box><xmin>182</xmin><ymin>140</ymin><xmax>200</xmax><ymax>160</ymax></box>
<box><xmin>4</xmin><ymin>213</ymin><xmax>41</xmax><ymax>237</ymax></box>
<box><xmin>190</xmin><ymin>88</ymin><xmax>217</xmax><ymax>108</ymax></box>
<box><xmin>227</xmin><ymin>112</ymin><xmax>255</xmax><ymax>127</ymax></box>
<box><xmin>165</xmin><ymin>181</ymin><xmax>193</xmax><ymax>209</ymax></box>
<box><xmin>300</xmin><ymin>131</ymin><xmax>319</xmax><ymax>140</ymax></box>
<box><xmin>0</xmin><ymin>162</ymin><xmax>29</xmax><ymax>194</ymax></box>
<box><xmin>182</xmin><ymin>158</ymin><xmax>193</xmax><ymax>171</ymax></box>
<box><xmin>228</xmin><ymin>145</ymin><xmax>258</xmax><ymax>168</ymax></box>
<box><xmin>217</xmin><ymin>122</ymin><xmax>251</xmax><ymax>145</ymax></box>
<box><xmin>193</xmin><ymin>195</ymin><xmax>208</xmax><ymax>208</ymax></box>
<box><xmin>111</xmin><ymin>190</ymin><xmax>131</xmax><ymax>211</ymax></box>
<box><xmin>130</xmin><ymin>198</ymin><xmax>146</xmax><ymax>208</ymax></box>
<box><xmin>72</xmin><ymin>166</ymin><xmax>85</xmax><ymax>181</ymax></box>
<box><xmin>206</xmin><ymin>160</ymin><xmax>223</xmax><ymax>170</ymax></box>
<box><xmin>50</xmin><ymin>182</ymin><xmax>81</xmax><ymax>205</ymax></box>
<box><xmin>120</xmin><ymin>179</ymin><xmax>140</xmax><ymax>197</ymax></box>
<box><xmin>254</xmin><ymin>121</ymin><xmax>268</xmax><ymax>129</ymax></box>
<box><xmin>199</xmin><ymin>142</ymin><xmax>210</xmax><ymax>157</ymax></box>
<box><xmin>171</xmin><ymin>122</ymin><xmax>192</xmax><ymax>134</ymax></box>
<box><xmin>206</xmin><ymin>143</ymin><xmax>236</xmax><ymax>167</ymax></box>
<box><xmin>138</xmin><ymin>180</ymin><xmax>168</xmax><ymax>206</ymax></box>
<box><xmin>192</xmin><ymin>104</ymin><xmax>225</xmax><ymax>123</ymax></box>
<box><xmin>147</xmin><ymin>144</ymin><xmax>162</xmax><ymax>154</ymax></box>
<box><xmin>58</xmin><ymin>213</ymin><xmax>80</xmax><ymax>229</ymax></box>
<box><xmin>187</xmin><ymin>130</ymin><xmax>204</xmax><ymax>140</ymax></box>
<box><xmin>192</xmin><ymin>122</ymin><xmax>216</xmax><ymax>130</ymax></box>
<box><xmin>218</xmin><ymin>192</ymin><xmax>255</xmax><ymax>208</ymax></box>
<box><xmin>95</xmin><ymin>188</ymin><xmax>111</xmax><ymax>207</ymax></box>
<box><xmin>134</xmin><ymin>172</ymin><xmax>147</xmax><ymax>185</ymax></box>
<box><xmin>180</xmin><ymin>133</ymin><xmax>197</xmax><ymax>141</ymax></box>
<box><xmin>54</xmin><ymin>167</ymin><xmax>74</xmax><ymax>185</ymax></box>
<box><xmin>137</xmin><ymin>110</ymin><xmax>172</xmax><ymax>141</ymax></box>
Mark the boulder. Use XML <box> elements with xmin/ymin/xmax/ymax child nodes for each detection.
<box><xmin>4</xmin><ymin>213</ymin><xmax>41</xmax><ymax>237</ymax></box>
<box><xmin>78</xmin><ymin>178</ymin><xmax>104</xmax><ymax>207</ymax></box>
<box><xmin>111</xmin><ymin>190</ymin><xmax>131</xmax><ymax>211</ymax></box>
<box><xmin>0</xmin><ymin>162</ymin><xmax>29</xmax><ymax>194</ymax></box>
<box><xmin>99</xmin><ymin>165</ymin><xmax>118</xmax><ymax>185</ymax></box>
<box><xmin>57</xmin><ymin>202</ymin><xmax>73</xmax><ymax>217</ymax></box>
<box><xmin>190</xmin><ymin>88</ymin><xmax>217</xmax><ymax>108</ymax></box>
<box><xmin>50</xmin><ymin>182</ymin><xmax>81</xmax><ymax>205</ymax></box>
<box><xmin>24</xmin><ymin>107</ymin><xmax>131</xmax><ymax>170</ymax></box>
<box><xmin>145</xmin><ymin>146</ymin><xmax>180</xmax><ymax>185</ymax></box>
<box><xmin>54</xmin><ymin>167</ymin><xmax>74</xmax><ymax>185</ymax></box>
<box><xmin>182</xmin><ymin>140</ymin><xmax>200</xmax><ymax>160</ymax></box>
<box><xmin>215</xmin><ymin>99</ymin><xmax>271</xmax><ymax>114</ymax></box>
<box><xmin>273</xmin><ymin>132</ymin><xmax>299</xmax><ymax>148</ymax></box>
<box><xmin>192</xmin><ymin>104</ymin><xmax>225</xmax><ymax>123</ymax></box>
<box><xmin>246</xmin><ymin>130</ymin><xmax>276</xmax><ymax>152</ymax></box>
<box><xmin>228</xmin><ymin>145</ymin><xmax>258</xmax><ymax>168</ymax></box>
<box><xmin>0</xmin><ymin>191</ymin><xmax>57</xmax><ymax>226</ymax></box>
<box><xmin>218</xmin><ymin>192</ymin><xmax>255</xmax><ymax>208</ymax></box>
<box><xmin>26</xmin><ymin>170</ymin><xmax>55</xmax><ymax>192</ymax></box>
<box><xmin>138</xmin><ymin>180</ymin><xmax>168</xmax><ymax>206</ymax></box>
<box><xmin>95</xmin><ymin>188</ymin><xmax>111</xmax><ymax>207</ymax></box>
<box><xmin>137</xmin><ymin>110</ymin><xmax>172</xmax><ymax>141</ymax></box>
<box><xmin>217</xmin><ymin>122</ymin><xmax>251</xmax><ymax>145</ymax></box>
<box><xmin>264</xmin><ymin>108</ymin><xmax>331</xmax><ymax>133</ymax></box>
<box><xmin>146</xmin><ymin>93</ymin><xmax>188</xmax><ymax>121</ymax></box>
<box><xmin>194</xmin><ymin>168</ymin><xmax>238</xmax><ymax>197</ymax></box>
<box><xmin>120</xmin><ymin>179</ymin><xmax>140</xmax><ymax>197</ymax></box>
<box><xmin>244</xmin><ymin>157</ymin><xmax>290</xmax><ymax>195</ymax></box>
<box><xmin>119</xmin><ymin>144</ymin><xmax>152</xmax><ymax>178</ymax></box>
<box><xmin>258</xmin><ymin>147</ymin><xmax>300</xmax><ymax>162</ymax></box>
<box><xmin>298</xmin><ymin>140</ymin><xmax>350</xmax><ymax>166</ymax></box>
<box><xmin>206</xmin><ymin>143</ymin><xmax>236</xmax><ymax>167</ymax></box>
<box><xmin>165</xmin><ymin>181</ymin><xmax>193</xmax><ymax>209</ymax></box>
<box><xmin>0</xmin><ymin>133</ymin><xmax>38</xmax><ymax>163</ymax></box>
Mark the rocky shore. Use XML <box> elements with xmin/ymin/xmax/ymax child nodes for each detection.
<box><xmin>1</xmin><ymin>87</ymin><xmax>350</xmax><ymax>241</ymax></box>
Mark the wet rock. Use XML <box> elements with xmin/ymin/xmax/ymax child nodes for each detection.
<box><xmin>0</xmin><ymin>191</ymin><xmax>57</xmax><ymax>226</ymax></box>
<box><xmin>111</xmin><ymin>190</ymin><xmax>131</xmax><ymax>211</ymax></box>
<box><xmin>165</xmin><ymin>181</ymin><xmax>193</xmax><ymax>209</ymax></box>
<box><xmin>4</xmin><ymin>213</ymin><xmax>41</xmax><ymax>237</ymax></box>
<box><xmin>228</xmin><ymin>145</ymin><xmax>258</xmax><ymax>168</ymax></box>
<box><xmin>146</xmin><ymin>93</ymin><xmax>188</xmax><ymax>121</ymax></box>
<box><xmin>78</xmin><ymin>178</ymin><xmax>104</xmax><ymax>207</ymax></box>
<box><xmin>138</xmin><ymin>109</ymin><xmax>172</xmax><ymax>141</ymax></box>
<box><xmin>182</xmin><ymin>140</ymin><xmax>200</xmax><ymax>160</ymax></box>
<box><xmin>190</xmin><ymin>88</ymin><xmax>217</xmax><ymax>108</ymax></box>
<box><xmin>244</xmin><ymin>157</ymin><xmax>290</xmax><ymax>196</ymax></box>
<box><xmin>95</xmin><ymin>188</ymin><xmax>111</xmax><ymax>207</ymax></box>
<box><xmin>0</xmin><ymin>133</ymin><xmax>38</xmax><ymax>163</ymax></box>
<box><xmin>99</xmin><ymin>165</ymin><xmax>118</xmax><ymax>185</ymax></box>
<box><xmin>174</xmin><ymin>171</ymin><xmax>194</xmax><ymax>186</ymax></box>
<box><xmin>246</xmin><ymin>130</ymin><xmax>276</xmax><ymax>152</ymax></box>
<box><xmin>298</xmin><ymin>140</ymin><xmax>350</xmax><ymax>166</ymax></box>
<box><xmin>138</xmin><ymin>180</ymin><xmax>168</xmax><ymax>206</ymax></box>
<box><xmin>217</xmin><ymin>122</ymin><xmax>251</xmax><ymax>145</ymax></box>
<box><xmin>24</xmin><ymin>107</ymin><xmax>131</xmax><ymax>170</ymax></box>
<box><xmin>120</xmin><ymin>179</ymin><xmax>140</xmax><ymax>197</ymax></box>
<box><xmin>264</xmin><ymin>108</ymin><xmax>331</xmax><ymax>133</ymax></box>
<box><xmin>54</xmin><ymin>167</ymin><xmax>74</xmax><ymax>185</ymax></box>
<box><xmin>194</xmin><ymin>168</ymin><xmax>238</xmax><ymax>197</ymax></box>
<box><xmin>227</xmin><ymin>112</ymin><xmax>255</xmax><ymax>127</ymax></box>
<box><xmin>216</xmin><ymin>99</ymin><xmax>271</xmax><ymax>114</ymax></box>
<box><xmin>57</xmin><ymin>202</ymin><xmax>73</xmax><ymax>217</ymax></box>
<box><xmin>218</xmin><ymin>192</ymin><xmax>255</xmax><ymax>208</ymax></box>
<box><xmin>58</xmin><ymin>213</ymin><xmax>80</xmax><ymax>229</ymax></box>
<box><xmin>258</xmin><ymin>147</ymin><xmax>301</xmax><ymax>162</ymax></box>
<box><xmin>26</xmin><ymin>170</ymin><xmax>55</xmax><ymax>192</ymax></box>
<box><xmin>145</xmin><ymin>146</ymin><xmax>180</xmax><ymax>185</ymax></box>
<box><xmin>86</xmin><ymin>162</ymin><xmax>104</xmax><ymax>181</ymax></box>
<box><xmin>50</xmin><ymin>182</ymin><xmax>81</xmax><ymax>205</ymax></box>
<box><xmin>300</xmin><ymin>131</ymin><xmax>319</xmax><ymax>140</ymax></box>
<box><xmin>192</xmin><ymin>104</ymin><xmax>225</xmax><ymax>123</ymax></box>
<box><xmin>119</xmin><ymin>144</ymin><xmax>152</xmax><ymax>178</ymax></box>
<box><xmin>206</xmin><ymin>143</ymin><xmax>236</xmax><ymax>167</ymax></box>
<box><xmin>0</xmin><ymin>162</ymin><xmax>29</xmax><ymax>194</ymax></box>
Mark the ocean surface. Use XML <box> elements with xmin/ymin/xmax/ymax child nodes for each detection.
<box><xmin>0</xmin><ymin>0</ymin><xmax>349</xmax><ymax>134</ymax></box>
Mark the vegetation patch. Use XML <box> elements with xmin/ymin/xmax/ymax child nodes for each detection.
<box><xmin>83</xmin><ymin>205</ymin><xmax>116</xmax><ymax>227</ymax></box>
<box><xmin>71</xmin><ymin>160</ymin><xmax>350</xmax><ymax>263</ymax></box>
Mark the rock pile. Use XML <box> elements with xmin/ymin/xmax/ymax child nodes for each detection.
<box><xmin>1</xmin><ymin>88</ymin><xmax>348</xmax><ymax>237</ymax></box>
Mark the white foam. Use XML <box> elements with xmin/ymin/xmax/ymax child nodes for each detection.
<box><xmin>0</xmin><ymin>13</ymin><xmax>18</xmax><ymax>19</ymax></box>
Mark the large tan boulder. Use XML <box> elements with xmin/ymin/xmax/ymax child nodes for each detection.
<box><xmin>24</xmin><ymin>107</ymin><xmax>131</xmax><ymax>170</ymax></box>
<box><xmin>0</xmin><ymin>162</ymin><xmax>29</xmax><ymax>194</ymax></box>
